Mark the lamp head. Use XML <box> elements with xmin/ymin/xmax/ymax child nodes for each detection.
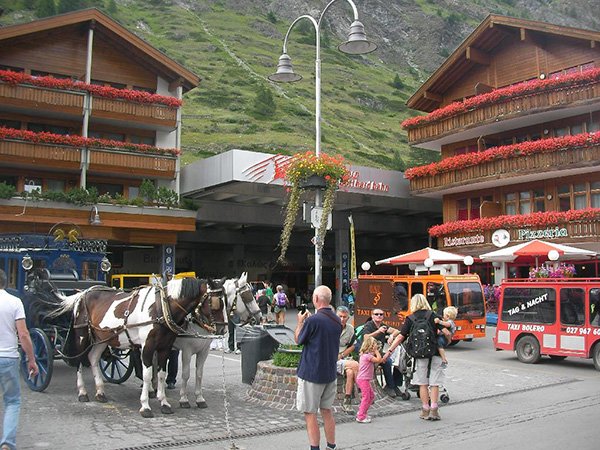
<box><xmin>424</xmin><ymin>258</ymin><xmax>434</xmax><ymax>268</ymax></box>
<box><xmin>338</xmin><ymin>21</ymin><xmax>377</xmax><ymax>55</ymax></box>
<box><xmin>90</xmin><ymin>206</ymin><xmax>101</xmax><ymax>226</ymax></box>
<box><xmin>268</xmin><ymin>53</ymin><xmax>302</xmax><ymax>82</ymax></box>
<box><xmin>548</xmin><ymin>250</ymin><xmax>560</xmax><ymax>261</ymax></box>
<box><xmin>361</xmin><ymin>261</ymin><xmax>371</xmax><ymax>272</ymax></box>
<box><xmin>464</xmin><ymin>255</ymin><xmax>474</xmax><ymax>266</ymax></box>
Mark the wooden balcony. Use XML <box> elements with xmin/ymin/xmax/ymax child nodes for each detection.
<box><xmin>89</xmin><ymin>148</ymin><xmax>176</xmax><ymax>179</ymax></box>
<box><xmin>0</xmin><ymin>139</ymin><xmax>176</xmax><ymax>179</ymax></box>
<box><xmin>407</xmin><ymin>80</ymin><xmax>600</xmax><ymax>145</ymax></box>
<box><xmin>409</xmin><ymin>143</ymin><xmax>600</xmax><ymax>195</ymax></box>
<box><xmin>0</xmin><ymin>82</ymin><xmax>84</xmax><ymax>116</ymax></box>
<box><xmin>437</xmin><ymin>217</ymin><xmax>600</xmax><ymax>252</ymax></box>
<box><xmin>0</xmin><ymin>82</ymin><xmax>178</xmax><ymax>128</ymax></box>
<box><xmin>91</xmin><ymin>97</ymin><xmax>177</xmax><ymax>128</ymax></box>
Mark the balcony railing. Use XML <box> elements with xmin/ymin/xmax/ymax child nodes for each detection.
<box><xmin>406</xmin><ymin>79</ymin><xmax>600</xmax><ymax>145</ymax></box>
<box><xmin>0</xmin><ymin>81</ymin><xmax>178</xmax><ymax>128</ymax></box>
<box><xmin>437</xmin><ymin>217</ymin><xmax>600</xmax><ymax>252</ymax></box>
<box><xmin>0</xmin><ymin>139</ymin><xmax>176</xmax><ymax>179</ymax></box>
<box><xmin>409</xmin><ymin>140</ymin><xmax>600</xmax><ymax>195</ymax></box>
<box><xmin>0</xmin><ymin>83</ymin><xmax>84</xmax><ymax>115</ymax></box>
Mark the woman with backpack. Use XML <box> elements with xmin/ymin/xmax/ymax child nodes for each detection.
<box><xmin>273</xmin><ymin>285</ymin><xmax>289</xmax><ymax>325</ymax></box>
<box><xmin>385</xmin><ymin>293</ymin><xmax>445</xmax><ymax>421</ymax></box>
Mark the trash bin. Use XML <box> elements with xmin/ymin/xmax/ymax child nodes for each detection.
<box><xmin>238</xmin><ymin>324</ymin><xmax>296</xmax><ymax>384</ymax></box>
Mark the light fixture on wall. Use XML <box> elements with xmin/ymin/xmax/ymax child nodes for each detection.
<box><xmin>89</xmin><ymin>206</ymin><xmax>101</xmax><ymax>226</ymax></box>
<box><xmin>539</xmin><ymin>72</ymin><xmax>546</xmax><ymax>80</ymax></box>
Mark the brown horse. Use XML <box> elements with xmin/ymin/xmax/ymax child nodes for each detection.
<box><xmin>58</xmin><ymin>277</ymin><xmax>226</xmax><ymax>417</ymax></box>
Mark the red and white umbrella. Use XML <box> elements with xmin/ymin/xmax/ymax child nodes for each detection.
<box><xmin>375</xmin><ymin>247</ymin><xmax>468</xmax><ymax>266</ymax></box>
<box><xmin>479</xmin><ymin>239</ymin><xmax>596</xmax><ymax>263</ymax></box>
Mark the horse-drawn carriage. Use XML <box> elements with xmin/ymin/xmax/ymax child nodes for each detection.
<box><xmin>0</xmin><ymin>232</ymin><xmax>112</xmax><ymax>391</ymax></box>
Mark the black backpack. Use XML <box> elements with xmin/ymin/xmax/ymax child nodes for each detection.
<box><xmin>405</xmin><ymin>311</ymin><xmax>438</xmax><ymax>359</ymax></box>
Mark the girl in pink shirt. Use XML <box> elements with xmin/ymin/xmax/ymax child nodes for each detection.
<box><xmin>356</xmin><ymin>336</ymin><xmax>385</xmax><ymax>423</ymax></box>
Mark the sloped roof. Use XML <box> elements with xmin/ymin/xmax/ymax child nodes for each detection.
<box><xmin>0</xmin><ymin>8</ymin><xmax>200</xmax><ymax>92</ymax></box>
<box><xmin>407</xmin><ymin>14</ymin><xmax>600</xmax><ymax>112</ymax></box>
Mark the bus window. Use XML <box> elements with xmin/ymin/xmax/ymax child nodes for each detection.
<box><xmin>393</xmin><ymin>282</ymin><xmax>408</xmax><ymax>312</ymax></box>
<box><xmin>448</xmin><ymin>282</ymin><xmax>485</xmax><ymax>318</ymax></box>
<box><xmin>501</xmin><ymin>287</ymin><xmax>556</xmax><ymax>324</ymax></box>
<box><xmin>411</xmin><ymin>282</ymin><xmax>424</xmax><ymax>297</ymax></box>
<box><xmin>590</xmin><ymin>288</ymin><xmax>600</xmax><ymax>327</ymax></box>
<box><xmin>559</xmin><ymin>288</ymin><xmax>584</xmax><ymax>326</ymax></box>
<box><xmin>426</xmin><ymin>282</ymin><xmax>445</xmax><ymax>314</ymax></box>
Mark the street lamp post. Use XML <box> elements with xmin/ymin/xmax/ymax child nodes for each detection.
<box><xmin>269</xmin><ymin>0</ymin><xmax>376</xmax><ymax>288</ymax></box>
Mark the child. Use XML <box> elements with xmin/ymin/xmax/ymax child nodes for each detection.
<box><xmin>435</xmin><ymin>306</ymin><xmax>458</xmax><ymax>368</ymax></box>
<box><xmin>355</xmin><ymin>336</ymin><xmax>385</xmax><ymax>423</ymax></box>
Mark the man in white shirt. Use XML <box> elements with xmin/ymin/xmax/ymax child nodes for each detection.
<box><xmin>1</xmin><ymin>269</ymin><xmax>38</xmax><ymax>450</ymax></box>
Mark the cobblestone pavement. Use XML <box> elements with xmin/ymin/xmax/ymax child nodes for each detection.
<box><xmin>8</xmin><ymin>348</ymin><xmax>574</xmax><ymax>450</ymax></box>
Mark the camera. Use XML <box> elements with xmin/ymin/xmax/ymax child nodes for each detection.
<box><xmin>297</xmin><ymin>303</ymin><xmax>308</xmax><ymax>314</ymax></box>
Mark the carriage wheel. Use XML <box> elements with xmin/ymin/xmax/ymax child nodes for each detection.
<box><xmin>20</xmin><ymin>328</ymin><xmax>53</xmax><ymax>392</ymax></box>
<box><xmin>100</xmin><ymin>348</ymin><xmax>134</xmax><ymax>384</ymax></box>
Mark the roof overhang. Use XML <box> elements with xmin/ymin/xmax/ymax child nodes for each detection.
<box><xmin>0</xmin><ymin>8</ymin><xmax>200</xmax><ymax>92</ymax></box>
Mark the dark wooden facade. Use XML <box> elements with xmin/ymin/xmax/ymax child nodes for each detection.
<box><xmin>0</xmin><ymin>9</ymin><xmax>199</xmax><ymax>246</ymax></box>
<box><xmin>404</xmin><ymin>15</ymin><xmax>600</xmax><ymax>259</ymax></box>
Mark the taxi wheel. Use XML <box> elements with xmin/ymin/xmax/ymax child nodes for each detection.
<box><xmin>593</xmin><ymin>343</ymin><xmax>600</xmax><ymax>371</ymax></box>
<box><xmin>515</xmin><ymin>335</ymin><xmax>541</xmax><ymax>364</ymax></box>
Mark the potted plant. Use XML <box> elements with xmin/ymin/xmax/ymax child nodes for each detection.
<box><xmin>277</xmin><ymin>151</ymin><xmax>350</xmax><ymax>262</ymax></box>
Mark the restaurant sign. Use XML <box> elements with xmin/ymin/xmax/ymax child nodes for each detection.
<box><xmin>517</xmin><ymin>227</ymin><xmax>568</xmax><ymax>240</ymax></box>
<box><xmin>443</xmin><ymin>234</ymin><xmax>485</xmax><ymax>247</ymax></box>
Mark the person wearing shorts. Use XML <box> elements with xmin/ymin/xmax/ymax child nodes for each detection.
<box><xmin>385</xmin><ymin>293</ymin><xmax>445</xmax><ymax>421</ymax></box>
<box><xmin>295</xmin><ymin>286</ymin><xmax>342</xmax><ymax>450</ymax></box>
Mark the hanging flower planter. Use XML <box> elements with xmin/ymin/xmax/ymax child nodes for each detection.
<box><xmin>299</xmin><ymin>174</ymin><xmax>328</xmax><ymax>190</ymax></box>
<box><xmin>276</xmin><ymin>151</ymin><xmax>350</xmax><ymax>262</ymax></box>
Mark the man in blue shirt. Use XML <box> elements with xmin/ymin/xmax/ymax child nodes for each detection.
<box><xmin>295</xmin><ymin>285</ymin><xmax>341</xmax><ymax>450</ymax></box>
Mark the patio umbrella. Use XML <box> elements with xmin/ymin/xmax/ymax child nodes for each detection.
<box><xmin>375</xmin><ymin>247</ymin><xmax>468</xmax><ymax>266</ymax></box>
<box><xmin>479</xmin><ymin>239</ymin><xmax>597</xmax><ymax>264</ymax></box>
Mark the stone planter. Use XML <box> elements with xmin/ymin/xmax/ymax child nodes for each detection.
<box><xmin>299</xmin><ymin>174</ymin><xmax>327</xmax><ymax>190</ymax></box>
<box><xmin>246</xmin><ymin>360</ymin><xmax>395</xmax><ymax>412</ymax></box>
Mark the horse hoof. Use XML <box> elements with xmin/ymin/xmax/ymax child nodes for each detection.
<box><xmin>149</xmin><ymin>391</ymin><xmax>157</xmax><ymax>399</ymax></box>
<box><xmin>161</xmin><ymin>405</ymin><xmax>174</xmax><ymax>415</ymax></box>
<box><xmin>180</xmin><ymin>401</ymin><xmax>191</xmax><ymax>409</ymax></box>
<box><xmin>140</xmin><ymin>409</ymin><xmax>154</xmax><ymax>418</ymax></box>
<box><xmin>196</xmin><ymin>401</ymin><xmax>208</xmax><ymax>409</ymax></box>
<box><xmin>95</xmin><ymin>393</ymin><xmax>108</xmax><ymax>403</ymax></box>
<box><xmin>78</xmin><ymin>394</ymin><xmax>89</xmax><ymax>402</ymax></box>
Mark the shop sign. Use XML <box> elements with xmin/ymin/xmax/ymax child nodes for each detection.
<box><xmin>517</xmin><ymin>227</ymin><xmax>568</xmax><ymax>240</ymax></box>
<box><xmin>443</xmin><ymin>234</ymin><xmax>485</xmax><ymax>247</ymax></box>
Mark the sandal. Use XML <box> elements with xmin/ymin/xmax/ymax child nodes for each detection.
<box><xmin>429</xmin><ymin>407</ymin><xmax>441</xmax><ymax>420</ymax></box>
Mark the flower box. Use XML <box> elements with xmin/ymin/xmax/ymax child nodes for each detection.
<box><xmin>299</xmin><ymin>174</ymin><xmax>328</xmax><ymax>190</ymax></box>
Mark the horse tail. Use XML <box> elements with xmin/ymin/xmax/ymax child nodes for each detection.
<box><xmin>46</xmin><ymin>287</ymin><xmax>89</xmax><ymax>318</ymax></box>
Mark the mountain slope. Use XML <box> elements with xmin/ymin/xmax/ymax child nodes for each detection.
<box><xmin>0</xmin><ymin>0</ymin><xmax>598</xmax><ymax>170</ymax></box>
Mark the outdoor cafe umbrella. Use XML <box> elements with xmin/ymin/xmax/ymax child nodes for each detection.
<box><xmin>375</xmin><ymin>247</ymin><xmax>467</xmax><ymax>266</ymax></box>
<box><xmin>479</xmin><ymin>239</ymin><xmax>597</xmax><ymax>265</ymax></box>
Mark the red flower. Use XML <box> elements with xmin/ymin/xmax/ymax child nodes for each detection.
<box><xmin>0</xmin><ymin>69</ymin><xmax>183</xmax><ymax>108</ymax></box>
<box><xmin>0</xmin><ymin>126</ymin><xmax>180</xmax><ymax>156</ymax></box>
<box><xmin>429</xmin><ymin>208</ymin><xmax>600</xmax><ymax>237</ymax></box>
<box><xmin>405</xmin><ymin>132</ymin><xmax>600</xmax><ymax>179</ymax></box>
<box><xmin>402</xmin><ymin>67</ymin><xmax>600</xmax><ymax>130</ymax></box>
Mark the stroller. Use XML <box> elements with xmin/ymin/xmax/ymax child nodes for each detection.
<box><xmin>391</xmin><ymin>343</ymin><xmax>450</xmax><ymax>403</ymax></box>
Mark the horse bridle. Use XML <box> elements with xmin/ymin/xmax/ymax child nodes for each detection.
<box><xmin>191</xmin><ymin>285</ymin><xmax>226</xmax><ymax>333</ymax></box>
<box><xmin>231</xmin><ymin>279</ymin><xmax>259</xmax><ymax>326</ymax></box>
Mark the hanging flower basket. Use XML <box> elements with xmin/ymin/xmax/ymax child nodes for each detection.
<box><xmin>276</xmin><ymin>151</ymin><xmax>350</xmax><ymax>262</ymax></box>
<box><xmin>299</xmin><ymin>174</ymin><xmax>328</xmax><ymax>190</ymax></box>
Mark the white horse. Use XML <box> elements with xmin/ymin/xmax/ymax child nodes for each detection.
<box><xmin>175</xmin><ymin>272</ymin><xmax>262</xmax><ymax>408</ymax></box>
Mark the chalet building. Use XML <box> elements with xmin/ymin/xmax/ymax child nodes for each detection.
<box><xmin>403</xmin><ymin>15</ymin><xmax>600</xmax><ymax>283</ymax></box>
<box><xmin>0</xmin><ymin>8</ymin><xmax>199</xmax><ymax>275</ymax></box>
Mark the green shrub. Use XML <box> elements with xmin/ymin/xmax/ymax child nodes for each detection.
<box><xmin>0</xmin><ymin>182</ymin><xmax>16</xmax><ymax>199</ymax></box>
<box><xmin>272</xmin><ymin>349</ymin><xmax>301</xmax><ymax>368</ymax></box>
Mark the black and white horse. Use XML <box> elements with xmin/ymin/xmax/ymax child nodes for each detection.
<box><xmin>57</xmin><ymin>277</ymin><xmax>225</xmax><ymax>417</ymax></box>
